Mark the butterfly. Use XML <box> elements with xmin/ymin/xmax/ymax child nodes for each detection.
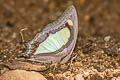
<box><xmin>24</xmin><ymin>5</ymin><xmax>78</xmax><ymax>63</ymax></box>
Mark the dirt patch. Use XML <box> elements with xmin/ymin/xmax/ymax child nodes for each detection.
<box><xmin>0</xmin><ymin>0</ymin><xmax>120</xmax><ymax>80</ymax></box>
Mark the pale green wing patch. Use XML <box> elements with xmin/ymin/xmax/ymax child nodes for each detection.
<box><xmin>35</xmin><ymin>27</ymin><xmax>70</xmax><ymax>54</ymax></box>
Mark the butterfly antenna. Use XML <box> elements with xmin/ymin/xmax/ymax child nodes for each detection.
<box><xmin>20</xmin><ymin>28</ymin><xmax>28</xmax><ymax>48</ymax></box>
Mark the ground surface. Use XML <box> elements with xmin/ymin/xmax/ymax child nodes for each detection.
<box><xmin>0</xmin><ymin>0</ymin><xmax>120</xmax><ymax>80</ymax></box>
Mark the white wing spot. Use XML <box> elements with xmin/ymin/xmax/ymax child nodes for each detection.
<box><xmin>67</xmin><ymin>20</ymin><xmax>73</xmax><ymax>26</ymax></box>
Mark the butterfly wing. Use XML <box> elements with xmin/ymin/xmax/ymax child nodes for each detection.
<box><xmin>25</xmin><ymin>5</ymin><xmax>78</xmax><ymax>63</ymax></box>
<box><xmin>35</xmin><ymin>27</ymin><xmax>70</xmax><ymax>54</ymax></box>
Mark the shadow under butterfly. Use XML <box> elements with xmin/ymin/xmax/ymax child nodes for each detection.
<box><xmin>24</xmin><ymin>5</ymin><xmax>78</xmax><ymax>64</ymax></box>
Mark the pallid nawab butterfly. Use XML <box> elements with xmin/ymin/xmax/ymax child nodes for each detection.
<box><xmin>24</xmin><ymin>5</ymin><xmax>78</xmax><ymax>63</ymax></box>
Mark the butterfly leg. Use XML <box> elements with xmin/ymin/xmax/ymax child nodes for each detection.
<box><xmin>68</xmin><ymin>53</ymin><xmax>77</xmax><ymax>71</ymax></box>
<box><xmin>50</xmin><ymin>62</ymin><xmax>58</xmax><ymax>72</ymax></box>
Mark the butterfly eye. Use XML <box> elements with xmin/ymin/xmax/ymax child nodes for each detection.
<box><xmin>20</xmin><ymin>41</ymin><xmax>28</xmax><ymax>45</ymax></box>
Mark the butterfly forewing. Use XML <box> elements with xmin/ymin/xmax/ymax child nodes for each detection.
<box><xmin>25</xmin><ymin>5</ymin><xmax>78</xmax><ymax>63</ymax></box>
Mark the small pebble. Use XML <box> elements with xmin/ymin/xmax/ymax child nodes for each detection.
<box><xmin>0</xmin><ymin>70</ymin><xmax>47</xmax><ymax>80</ymax></box>
<box><xmin>60</xmin><ymin>64</ymin><xmax>67</xmax><ymax>70</ymax></box>
<box><xmin>63</xmin><ymin>71</ymin><xmax>71</xmax><ymax>76</ymax></box>
<box><xmin>48</xmin><ymin>73</ymin><xmax>54</xmax><ymax>80</ymax></box>
<box><xmin>74</xmin><ymin>62</ymin><xmax>83</xmax><ymax>67</ymax></box>
<box><xmin>55</xmin><ymin>74</ymin><xmax>64</xmax><ymax>79</ymax></box>
<box><xmin>74</xmin><ymin>74</ymin><xmax>84</xmax><ymax>80</ymax></box>
<box><xmin>77</xmin><ymin>0</ymin><xmax>85</xmax><ymax>5</ymax></box>
<box><xmin>84</xmin><ymin>15</ymin><xmax>90</xmax><ymax>21</ymax></box>
<box><xmin>104</xmin><ymin>36</ymin><xmax>111</xmax><ymax>42</ymax></box>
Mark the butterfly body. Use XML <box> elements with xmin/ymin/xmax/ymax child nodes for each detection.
<box><xmin>25</xmin><ymin>5</ymin><xmax>78</xmax><ymax>63</ymax></box>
